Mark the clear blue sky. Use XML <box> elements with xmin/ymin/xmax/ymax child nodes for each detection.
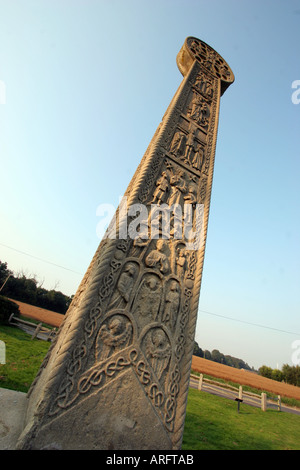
<box><xmin>0</xmin><ymin>0</ymin><xmax>299</xmax><ymax>370</ymax></box>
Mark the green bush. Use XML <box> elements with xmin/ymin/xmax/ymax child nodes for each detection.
<box><xmin>0</xmin><ymin>296</ymin><xmax>20</xmax><ymax>324</ymax></box>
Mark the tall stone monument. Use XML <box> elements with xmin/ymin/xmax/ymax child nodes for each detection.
<box><xmin>17</xmin><ymin>37</ymin><xmax>234</xmax><ymax>450</ymax></box>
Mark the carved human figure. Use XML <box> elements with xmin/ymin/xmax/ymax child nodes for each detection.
<box><xmin>189</xmin><ymin>93</ymin><xmax>203</xmax><ymax>122</ymax></box>
<box><xmin>191</xmin><ymin>145</ymin><xmax>204</xmax><ymax>171</ymax></box>
<box><xmin>170</xmin><ymin>130</ymin><xmax>186</xmax><ymax>158</ymax></box>
<box><xmin>145</xmin><ymin>328</ymin><xmax>171</xmax><ymax>381</ymax></box>
<box><xmin>184</xmin><ymin>185</ymin><xmax>197</xmax><ymax>207</ymax></box>
<box><xmin>151</xmin><ymin>171</ymin><xmax>169</xmax><ymax>205</ymax></box>
<box><xmin>198</xmin><ymin>101</ymin><xmax>210</xmax><ymax>130</ymax></box>
<box><xmin>96</xmin><ymin>314</ymin><xmax>133</xmax><ymax>362</ymax></box>
<box><xmin>167</xmin><ymin>171</ymin><xmax>187</xmax><ymax>238</ymax></box>
<box><xmin>168</xmin><ymin>171</ymin><xmax>187</xmax><ymax>207</ymax></box>
<box><xmin>182</xmin><ymin>128</ymin><xmax>197</xmax><ymax>165</ymax></box>
<box><xmin>183</xmin><ymin>185</ymin><xmax>198</xmax><ymax>242</ymax></box>
<box><xmin>189</xmin><ymin>94</ymin><xmax>210</xmax><ymax>130</ymax></box>
<box><xmin>132</xmin><ymin>236</ymin><xmax>148</xmax><ymax>255</ymax></box>
<box><xmin>204</xmin><ymin>81</ymin><xmax>213</xmax><ymax>100</ymax></box>
<box><xmin>133</xmin><ymin>275</ymin><xmax>162</xmax><ymax>321</ymax></box>
<box><xmin>175</xmin><ymin>249</ymin><xmax>186</xmax><ymax>280</ymax></box>
<box><xmin>145</xmin><ymin>239</ymin><xmax>170</xmax><ymax>274</ymax></box>
<box><xmin>195</xmin><ymin>74</ymin><xmax>213</xmax><ymax>100</ymax></box>
<box><xmin>162</xmin><ymin>281</ymin><xmax>180</xmax><ymax>330</ymax></box>
<box><xmin>150</xmin><ymin>204</ymin><xmax>170</xmax><ymax>240</ymax></box>
<box><xmin>110</xmin><ymin>262</ymin><xmax>138</xmax><ymax>309</ymax></box>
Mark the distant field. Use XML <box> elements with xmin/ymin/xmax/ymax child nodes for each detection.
<box><xmin>192</xmin><ymin>356</ymin><xmax>300</xmax><ymax>401</ymax></box>
<box><xmin>8</xmin><ymin>299</ymin><xmax>64</xmax><ymax>328</ymax></box>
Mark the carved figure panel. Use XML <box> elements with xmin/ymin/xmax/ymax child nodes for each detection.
<box><xmin>95</xmin><ymin>313</ymin><xmax>133</xmax><ymax>363</ymax></box>
<box><xmin>175</xmin><ymin>246</ymin><xmax>187</xmax><ymax>280</ymax></box>
<box><xmin>145</xmin><ymin>239</ymin><xmax>170</xmax><ymax>274</ymax></box>
<box><xmin>109</xmin><ymin>261</ymin><xmax>139</xmax><ymax>309</ymax></box>
<box><xmin>132</xmin><ymin>272</ymin><xmax>163</xmax><ymax>324</ymax></box>
<box><xmin>162</xmin><ymin>279</ymin><xmax>181</xmax><ymax>331</ymax></box>
<box><xmin>169</xmin><ymin>130</ymin><xmax>186</xmax><ymax>159</ymax></box>
<box><xmin>151</xmin><ymin>171</ymin><xmax>170</xmax><ymax>205</ymax></box>
<box><xmin>142</xmin><ymin>326</ymin><xmax>172</xmax><ymax>383</ymax></box>
<box><xmin>169</xmin><ymin>124</ymin><xmax>206</xmax><ymax>175</ymax></box>
<box><xmin>194</xmin><ymin>72</ymin><xmax>214</xmax><ymax>100</ymax></box>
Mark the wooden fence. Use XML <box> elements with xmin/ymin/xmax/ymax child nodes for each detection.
<box><xmin>8</xmin><ymin>314</ymin><xmax>57</xmax><ymax>342</ymax></box>
<box><xmin>191</xmin><ymin>373</ymin><xmax>282</xmax><ymax>412</ymax></box>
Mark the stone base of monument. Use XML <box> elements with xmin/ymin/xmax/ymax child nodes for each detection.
<box><xmin>0</xmin><ymin>388</ymin><xmax>27</xmax><ymax>450</ymax></box>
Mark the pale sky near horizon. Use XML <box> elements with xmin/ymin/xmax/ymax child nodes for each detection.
<box><xmin>0</xmin><ymin>0</ymin><xmax>299</xmax><ymax>370</ymax></box>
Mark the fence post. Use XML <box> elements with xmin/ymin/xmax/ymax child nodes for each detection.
<box><xmin>277</xmin><ymin>395</ymin><xmax>281</xmax><ymax>412</ymax></box>
<box><xmin>239</xmin><ymin>386</ymin><xmax>243</xmax><ymax>400</ymax></box>
<box><xmin>261</xmin><ymin>392</ymin><xmax>267</xmax><ymax>411</ymax></box>
<box><xmin>31</xmin><ymin>322</ymin><xmax>43</xmax><ymax>340</ymax></box>
<box><xmin>0</xmin><ymin>340</ymin><xmax>6</xmax><ymax>364</ymax></box>
<box><xmin>198</xmin><ymin>374</ymin><xmax>203</xmax><ymax>391</ymax></box>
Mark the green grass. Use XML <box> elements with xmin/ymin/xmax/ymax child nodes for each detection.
<box><xmin>0</xmin><ymin>325</ymin><xmax>50</xmax><ymax>392</ymax></box>
<box><xmin>182</xmin><ymin>388</ymin><xmax>300</xmax><ymax>450</ymax></box>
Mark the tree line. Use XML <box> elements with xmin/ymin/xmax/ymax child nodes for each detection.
<box><xmin>258</xmin><ymin>364</ymin><xmax>300</xmax><ymax>387</ymax></box>
<box><xmin>193</xmin><ymin>340</ymin><xmax>254</xmax><ymax>371</ymax></box>
<box><xmin>0</xmin><ymin>260</ymin><xmax>72</xmax><ymax>314</ymax></box>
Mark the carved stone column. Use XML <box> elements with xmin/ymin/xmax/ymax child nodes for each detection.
<box><xmin>17</xmin><ymin>37</ymin><xmax>234</xmax><ymax>450</ymax></box>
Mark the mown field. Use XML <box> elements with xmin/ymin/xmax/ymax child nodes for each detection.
<box><xmin>192</xmin><ymin>355</ymin><xmax>300</xmax><ymax>400</ymax></box>
<box><xmin>8</xmin><ymin>299</ymin><xmax>64</xmax><ymax>328</ymax></box>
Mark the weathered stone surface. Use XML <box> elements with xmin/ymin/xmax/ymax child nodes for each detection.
<box><xmin>16</xmin><ymin>37</ymin><xmax>234</xmax><ymax>450</ymax></box>
<box><xmin>0</xmin><ymin>388</ymin><xmax>27</xmax><ymax>450</ymax></box>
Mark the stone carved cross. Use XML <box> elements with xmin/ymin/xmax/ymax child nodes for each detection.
<box><xmin>16</xmin><ymin>37</ymin><xmax>234</xmax><ymax>450</ymax></box>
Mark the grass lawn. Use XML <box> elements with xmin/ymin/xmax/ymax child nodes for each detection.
<box><xmin>0</xmin><ymin>325</ymin><xmax>50</xmax><ymax>392</ymax></box>
<box><xmin>182</xmin><ymin>388</ymin><xmax>300</xmax><ymax>450</ymax></box>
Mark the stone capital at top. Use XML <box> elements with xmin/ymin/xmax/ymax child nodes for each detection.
<box><xmin>177</xmin><ymin>36</ymin><xmax>234</xmax><ymax>94</ymax></box>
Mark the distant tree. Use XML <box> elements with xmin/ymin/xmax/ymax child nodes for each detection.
<box><xmin>211</xmin><ymin>349</ymin><xmax>222</xmax><ymax>363</ymax></box>
<box><xmin>282</xmin><ymin>364</ymin><xmax>292</xmax><ymax>383</ymax></box>
<box><xmin>66</xmin><ymin>294</ymin><xmax>73</xmax><ymax>310</ymax></box>
<box><xmin>203</xmin><ymin>350</ymin><xmax>211</xmax><ymax>360</ymax></box>
<box><xmin>0</xmin><ymin>260</ymin><xmax>72</xmax><ymax>314</ymax></box>
<box><xmin>237</xmin><ymin>358</ymin><xmax>251</xmax><ymax>370</ymax></box>
<box><xmin>193</xmin><ymin>341</ymin><xmax>204</xmax><ymax>358</ymax></box>
<box><xmin>0</xmin><ymin>261</ymin><xmax>13</xmax><ymax>289</ymax></box>
<box><xmin>281</xmin><ymin>364</ymin><xmax>300</xmax><ymax>386</ymax></box>
<box><xmin>46</xmin><ymin>290</ymin><xmax>70</xmax><ymax>314</ymax></box>
<box><xmin>258</xmin><ymin>365</ymin><xmax>273</xmax><ymax>379</ymax></box>
<box><xmin>258</xmin><ymin>363</ymin><xmax>300</xmax><ymax>386</ymax></box>
<box><xmin>271</xmin><ymin>369</ymin><xmax>284</xmax><ymax>382</ymax></box>
<box><xmin>220</xmin><ymin>354</ymin><xmax>226</xmax><ymax>365</ymax></box>
<box><xmin>0</xmin><ymin>295</ymin><xmax>20</xmax><ymax>324</ymax></box>
<box><xmin>294</xmin><ymin>366</ymin><xmax>300</xmax><ymax>387</ymax></box>
<box><xmin>224</xmin><ymin>355</ymin><xmax>234</xmax><ymax>367</ymax></box>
